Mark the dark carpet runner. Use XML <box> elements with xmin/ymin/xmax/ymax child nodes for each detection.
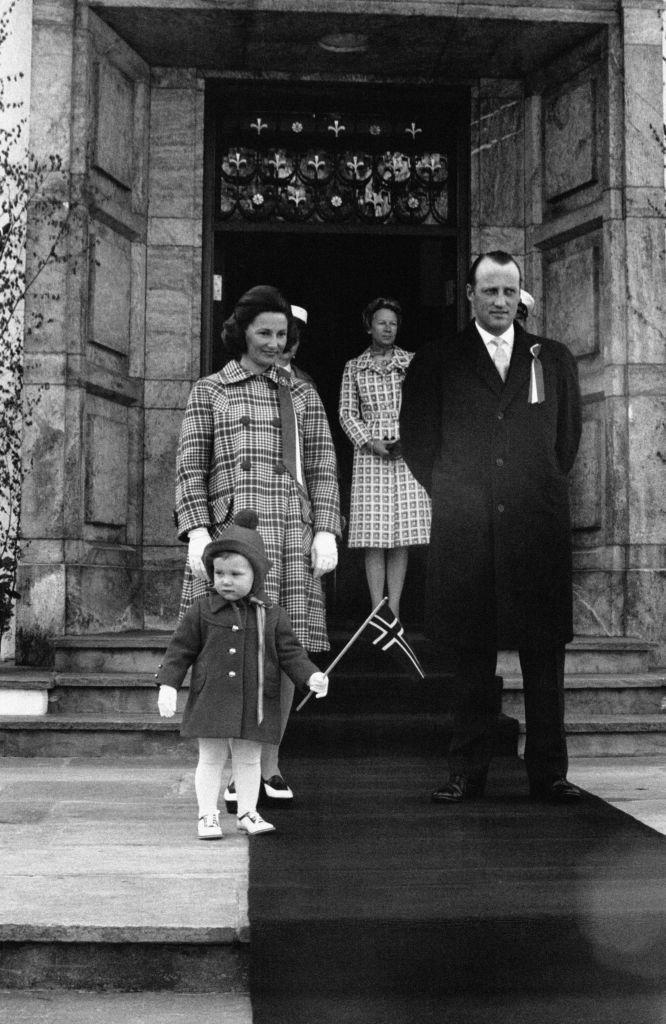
<box><xmin>248</xmin><ymin>752</ymin><xmax>666</xmax><ymax>1024</ymax></box>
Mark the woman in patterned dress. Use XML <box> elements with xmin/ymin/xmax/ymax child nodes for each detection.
<box><xmin>339</xmin><ymin>297</ymin><xmax>431</xmax><ymax>619</ymax></box>
<box><xmin>175</xmin><ymin>285</ymin><xmax>340</xmax><ymax>798</ymax></box>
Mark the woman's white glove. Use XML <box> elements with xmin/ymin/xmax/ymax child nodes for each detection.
<box><xmin>311</xmin><ymin>531</ymin><xmax>338</xmax><ymax>579</ymax></box>
<box><xmin>188</xmin><ymin>527</ymin><xmax>212</xmax><ymax>581</ymax></box>
<box><xmin>307</xmin><ymin>672</ymin><xmax>329</xmax><ymax>699</ymax></box>
<box><xmin>157</xmin><ymin>685</ymin><xmax>177</xmax><ymax>718</ymax></box>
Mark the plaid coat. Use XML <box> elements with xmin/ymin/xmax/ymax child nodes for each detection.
<box><xmin>175</xmin><ymin>361</ymin><xmax>341</xmax><ymax>651</ymax></box>
<box><xmin>339</xmin><ymin>346</ymin><xmax>431</xmax><ymax>548</ymax></box>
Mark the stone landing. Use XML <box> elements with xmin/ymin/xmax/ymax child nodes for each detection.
<box><xmin>0</xmin><ymin>758</ymin><xmax>249</xmax><ymax>1000</ymax></box>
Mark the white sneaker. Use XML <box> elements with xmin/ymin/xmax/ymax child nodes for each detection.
<box><xmin>197</xmin><ymin>811</ymin><xmax>222</xmax><ymax>840</ymax></box>
<box><xmin>236</xmin><ymin>811</ymin><xmax>275</xmax><ymax>835</ymax></box>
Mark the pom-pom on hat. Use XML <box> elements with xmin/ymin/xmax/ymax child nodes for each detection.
<box><xmin>203</xmin><ymin>510</ymin><xmax>272</xmax><ymax>592</ymax></box>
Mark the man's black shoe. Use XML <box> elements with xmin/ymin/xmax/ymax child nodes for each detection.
<box><xmin>530</xmin><ymin>778</ymin><xmax>582</xmax><ymax>803</ymax></box>
<box><xmin>431</xmin><ymin>773</ymin><xmax>486</xmax><ymax>803</ymax></box>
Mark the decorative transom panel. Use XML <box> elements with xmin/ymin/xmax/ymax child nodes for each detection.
<box><xmin>216</xmin><ymin>109</ymin><xmax>452</xmax><ymax>226</ymax></box>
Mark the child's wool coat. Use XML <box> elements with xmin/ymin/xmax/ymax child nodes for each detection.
<box><xmin>155</xmin><ymin>592</ymin><xmax>319</xmax><ymax>743</ymax></box>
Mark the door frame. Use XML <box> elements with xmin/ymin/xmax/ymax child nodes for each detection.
<box><xmin>201</xmin><ymin>79</ymin><xmax>470</xmax><ymax>375</ymax></box>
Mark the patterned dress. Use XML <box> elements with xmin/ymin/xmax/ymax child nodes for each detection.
<box><xmin>339</xmin><ymin>346</ymin><xmax>431</xmax><ymax>549</ymax></box>
<box><xmin>175</xmin><ymin>361</ymin><xmax>340</xmax><ymax>651</ymax></box>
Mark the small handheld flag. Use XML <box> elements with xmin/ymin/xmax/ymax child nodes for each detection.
<box><xmin>296</xmin><ymin>598</ymin><xmax>424</xmax><ymax>711</ymax></box>
<box><xmin>364</xmin><ymin>600</ymin><xmax>425</xmax><ymax>679</ymax></box>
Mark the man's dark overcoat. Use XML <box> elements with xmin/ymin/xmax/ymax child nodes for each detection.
<box><xmin>399</xmin><ymin>321</ymin><xmax>581</xmax><ymax>650</ymax></box>
<box><xmin>155</xmin><ymin>593</ymin><xmax>318</xmax><ymax>742</ymax></box>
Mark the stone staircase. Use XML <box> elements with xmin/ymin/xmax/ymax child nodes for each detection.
<box><xmin>0</xmin><ymin>631</ymin><xmax>663</xmax><ymax>757</ymax></box>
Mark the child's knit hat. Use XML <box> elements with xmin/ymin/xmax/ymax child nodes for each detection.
<box><xmin>202</xmin><ymin>510</ymin><xmax>272</xmax><ymax>593</ymax></box>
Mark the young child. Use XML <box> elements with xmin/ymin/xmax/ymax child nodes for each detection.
<box><xmin>156</xmin><ymin>509</ymin><xmax>328</xmax><ymax>838</ymax></box>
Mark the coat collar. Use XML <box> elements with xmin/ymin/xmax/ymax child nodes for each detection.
<box><xmin>207</xmin><ymin>590</ymin><xmax>271</xmax><ymax>614</ymax></box>
<box><xmin>354</xmin><ymin>345</ymin><xmax>412</xmax><ymax>372</ymax></box>
<box><xmin>216</xmin><ymin>360</ymin><xmax>282</xmax><ymax>388</ymax></box>
<box><xmin>463</xmin><ymin>321</ymin><xmax>532</xmax><ymax>408</ymax></box>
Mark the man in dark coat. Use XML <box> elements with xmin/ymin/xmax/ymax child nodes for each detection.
<box><xmin>400</xmin><ymin>251</ymin><xmax>582</xmax><ymax>803</ymax></box>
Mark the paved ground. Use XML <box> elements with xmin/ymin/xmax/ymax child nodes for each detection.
<box><xmin>0</xmin><ymin>757</ymin><xmax>248</xmax><ymax>942</ymax></box>
<box><xmin>568</xmin><ymin>756</ymin><xmax>666</xmax><ymax>835</ymax></box>
<box><xmin>0</xmin><ymin>754</ymin><xmax>663</xmax><ymax>1023</ymax></box>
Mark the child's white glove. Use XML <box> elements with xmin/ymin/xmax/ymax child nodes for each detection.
<box><xmin>158</xmin><ymin>685</ymin><xmax>177</xmax><ymax>717</ymax></box>
<box><xmin>311</xmin><ymin>531</ymin><xmax>337</xmax><ymax>579</ymax></box>
<box><xmin>307</xmin><ymin>672</ymin><xmax>329</xmax><ymax>699</ymax></box>
<box><xmin>188</xmin><ymin>527</ymin><xmax>212</xmax><ymax>581</ymax></box>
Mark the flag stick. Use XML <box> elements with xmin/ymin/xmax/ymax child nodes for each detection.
<box><xmin>296</xmin><ymin>597</ymin><xmax>389</xmax><ymax>711</ymax></box>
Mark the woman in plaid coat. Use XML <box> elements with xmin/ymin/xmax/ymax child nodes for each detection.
<box><xmin>175</xmin><ymin>285</ymin><xmax>341</xmax><ymax>796</ymax></box>
<box><xmin>339</xmin><ymin>298</ymin><xmax>431</xmax><ymax>620</ymax></box>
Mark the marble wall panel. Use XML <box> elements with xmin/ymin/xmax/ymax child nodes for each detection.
<box><xmin>29</xmin><ymin>22</ymin><xmax>72</xmax><ymax>160</ymax></box>
<box><xmin>143</xmin><ymin>408</ymin><xmax>182</xmax><ymax>545</ymax></box>
<box><xmin>94</xmin><ymin>58</ymin><xmax>134</xmax><ymax>189</ymax></box>
<box><xmin>476</xmin><ymin>86</ymin><xmax>524</xmax><ymax>228</ymax></box>
<box><xmin>145</xmin><ymin>248</ymin><xmax>197</xmax><ymax>379</ymax></box>
<box><xmin>14</xmin><ymin>563</ymin><xmax>66</xmax><ymax>665</ymax></box>
<box><xmin>626</xmin><ymin>567</ymin><xmax>666</xmax><ymax>658</ymax></box>
<box><xmin>572</xmin><ymin>568</ymin><xmax>624</xmax><ymax>638</ymax></box>
<box><xmin>622</xmin><ymin>43</ymin><xmax>664</xmax><ymax>190</ymax></box>
<box><xmin>571</xmin><ymin>417</ymin><xmax>602</xmax><ymax>531</ymax></box>
<box><xmin>543</xmin><ymin>239</ymin><xmax>599</xmax><ymax>357</ymax></box>
<box><xmin>143</xmin><ymin>553</ymin><xmax>183</xmax><ymax>631</ymax></box>
<box><xmin>148</xmin><ymin>144</ymin><xmax>197</xmax><ymax>220</ymax></box>
<box><xmin>144</xmin><ymin>287</ymin><xmax>194</xmax><ymax>380</ymax></box>
<box><xmin>84</xmin><ymin>402</ymin><xmax>129</xmax><ymax>528</ymax></box>
<box><xmin>628</xmin><ymin>395</ymin><xmax>666</xmax><ymax>545</ymax></box>
<box><xmin>624</xmin><ymin>218</ymin><xmax>666</xmax><ymax>365</ymax></box>
<box><xmin>604</xmin><ymin>395</ymin><xmax>630</xmax><ymax>544</ymax></box>
<box><xmin>544</xmin><ymin>78</ymin><xmax>596</xmax><ymax>200</ymax></box>
<box><xmin>89</xmin><ymin>224</ymin><xmax>131</xmax><ymax>356</ymax></box>
<box><xmin>150</xmin><ymin>88</ymin><xmax>198</xmax><ymax>148</ymax></box>
<box><xmin>20</xmin><ymin>385</ymin><xmax>66</xmax><ymax>538</ymax></box>
<box><xmin>66</xmin><ymin>565</ymin><xmax>142</xmax><ymax>634</ymax></box>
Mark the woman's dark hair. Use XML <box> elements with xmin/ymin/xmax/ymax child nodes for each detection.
<box><xmin>221</xmin><ymin>285</ymin><xmax>296</xmax><ymax>358</ymax></box>
<box><xmin>361</xmin><ymin>297</ymin><xmax>403</xmax><ymax>333</ymax></box>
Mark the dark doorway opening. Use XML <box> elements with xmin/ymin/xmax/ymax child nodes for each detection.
<box><xmin>211</xmin><ymin>228</ymin><xmax>457</xmax><ymax>626</ymax></box>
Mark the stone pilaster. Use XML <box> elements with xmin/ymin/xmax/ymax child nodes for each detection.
<box><xmin>16</xmin><ymin>2</ymin><xmax>150</xmax><ymax>662</ymax></box>
<box><xmin>143</xmin><ymin>69</ymin><xmax>205</xmax><ymax>629</ymax></box>
<box><xmin>619</xmin><ymin>3</ymin><xmax>666</xmax><ymax>660</ymax></box>
<box><xmin>470</xmin><ymin>79</ymin><xmax>526</xmax><ymax>271</ymax></box>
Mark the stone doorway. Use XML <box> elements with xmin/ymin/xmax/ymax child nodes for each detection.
<box><xmin>212</xmin><ymin>228</ymin><xmax>459</xmax><ymax>625</ymax></box>
<box><xmin>202</xmin><ymin>81</ymin><xmax>468</xmax><ymax>625</ymax></box>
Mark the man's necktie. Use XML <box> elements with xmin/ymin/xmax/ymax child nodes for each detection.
<box><xmin>491</xmin><ymin>337</ymin><xmax>510</xmax><ymax>382</ymax></box>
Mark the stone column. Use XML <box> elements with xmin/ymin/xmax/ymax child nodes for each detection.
<box><xmin>618</xmin><ymin>3</ymin><xmax>666</xmax><ymax>660</ymax></box>
<box><xmin>16</xmin><ymin>3</ymin><xmax>150</xmax><ymax>663</ymax></box>
<box><xmin>142</xmin><ymin>69</ymin><xmax>205</xmax><ymax>629</ymax></box>
<box><xmin>470</xmin><ymin>79</ymin><xmax>526</xmax><ymax>271</ymax></box>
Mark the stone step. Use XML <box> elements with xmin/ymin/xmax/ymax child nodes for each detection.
<box><xmin>516</xmin><ymin>715</ymin><xmax>666</xmax><ymax>757</ymax></box>
<box><xmin>495</xmin><ymin>638</ymin><xmax>656</xmax><ymax>676</ymax></box>
<box><xmin>501</xmin><ymin>672</ymin><xmax>666</xmax><ymax>717</ymax></box>
<box><xmin>2</xmin><ymin>708</ymin><xmax>666</xmax><ymax>758</ymax></box>
<box><xmin>51</xmin><ymin>631</ymin><xmax>657</xmax><ymax>676</ymax></box>
<box><xmin>0</xmin><ymin>711</ymin><xmax>517</xmax><ymax>758</ymax></box>
<box><xmin>0</xmin><ymin>992</ymin><xmax>252</xmax><ymax>1024</ymax></box>
<box><xmin>40</xmin><ymin>667</ymin><xmax>666</xmax><ymax>717</ymax></box>
<box><xmin>54</xmin><ymin>632</ymin><xmax>171</xmax><ymax>674</ymax></box>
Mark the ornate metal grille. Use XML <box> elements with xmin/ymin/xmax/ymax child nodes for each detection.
<box><xmin>216</xmin><ymin>109</ymin><xmax>453</xmax><ymax>226</ymax></box>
